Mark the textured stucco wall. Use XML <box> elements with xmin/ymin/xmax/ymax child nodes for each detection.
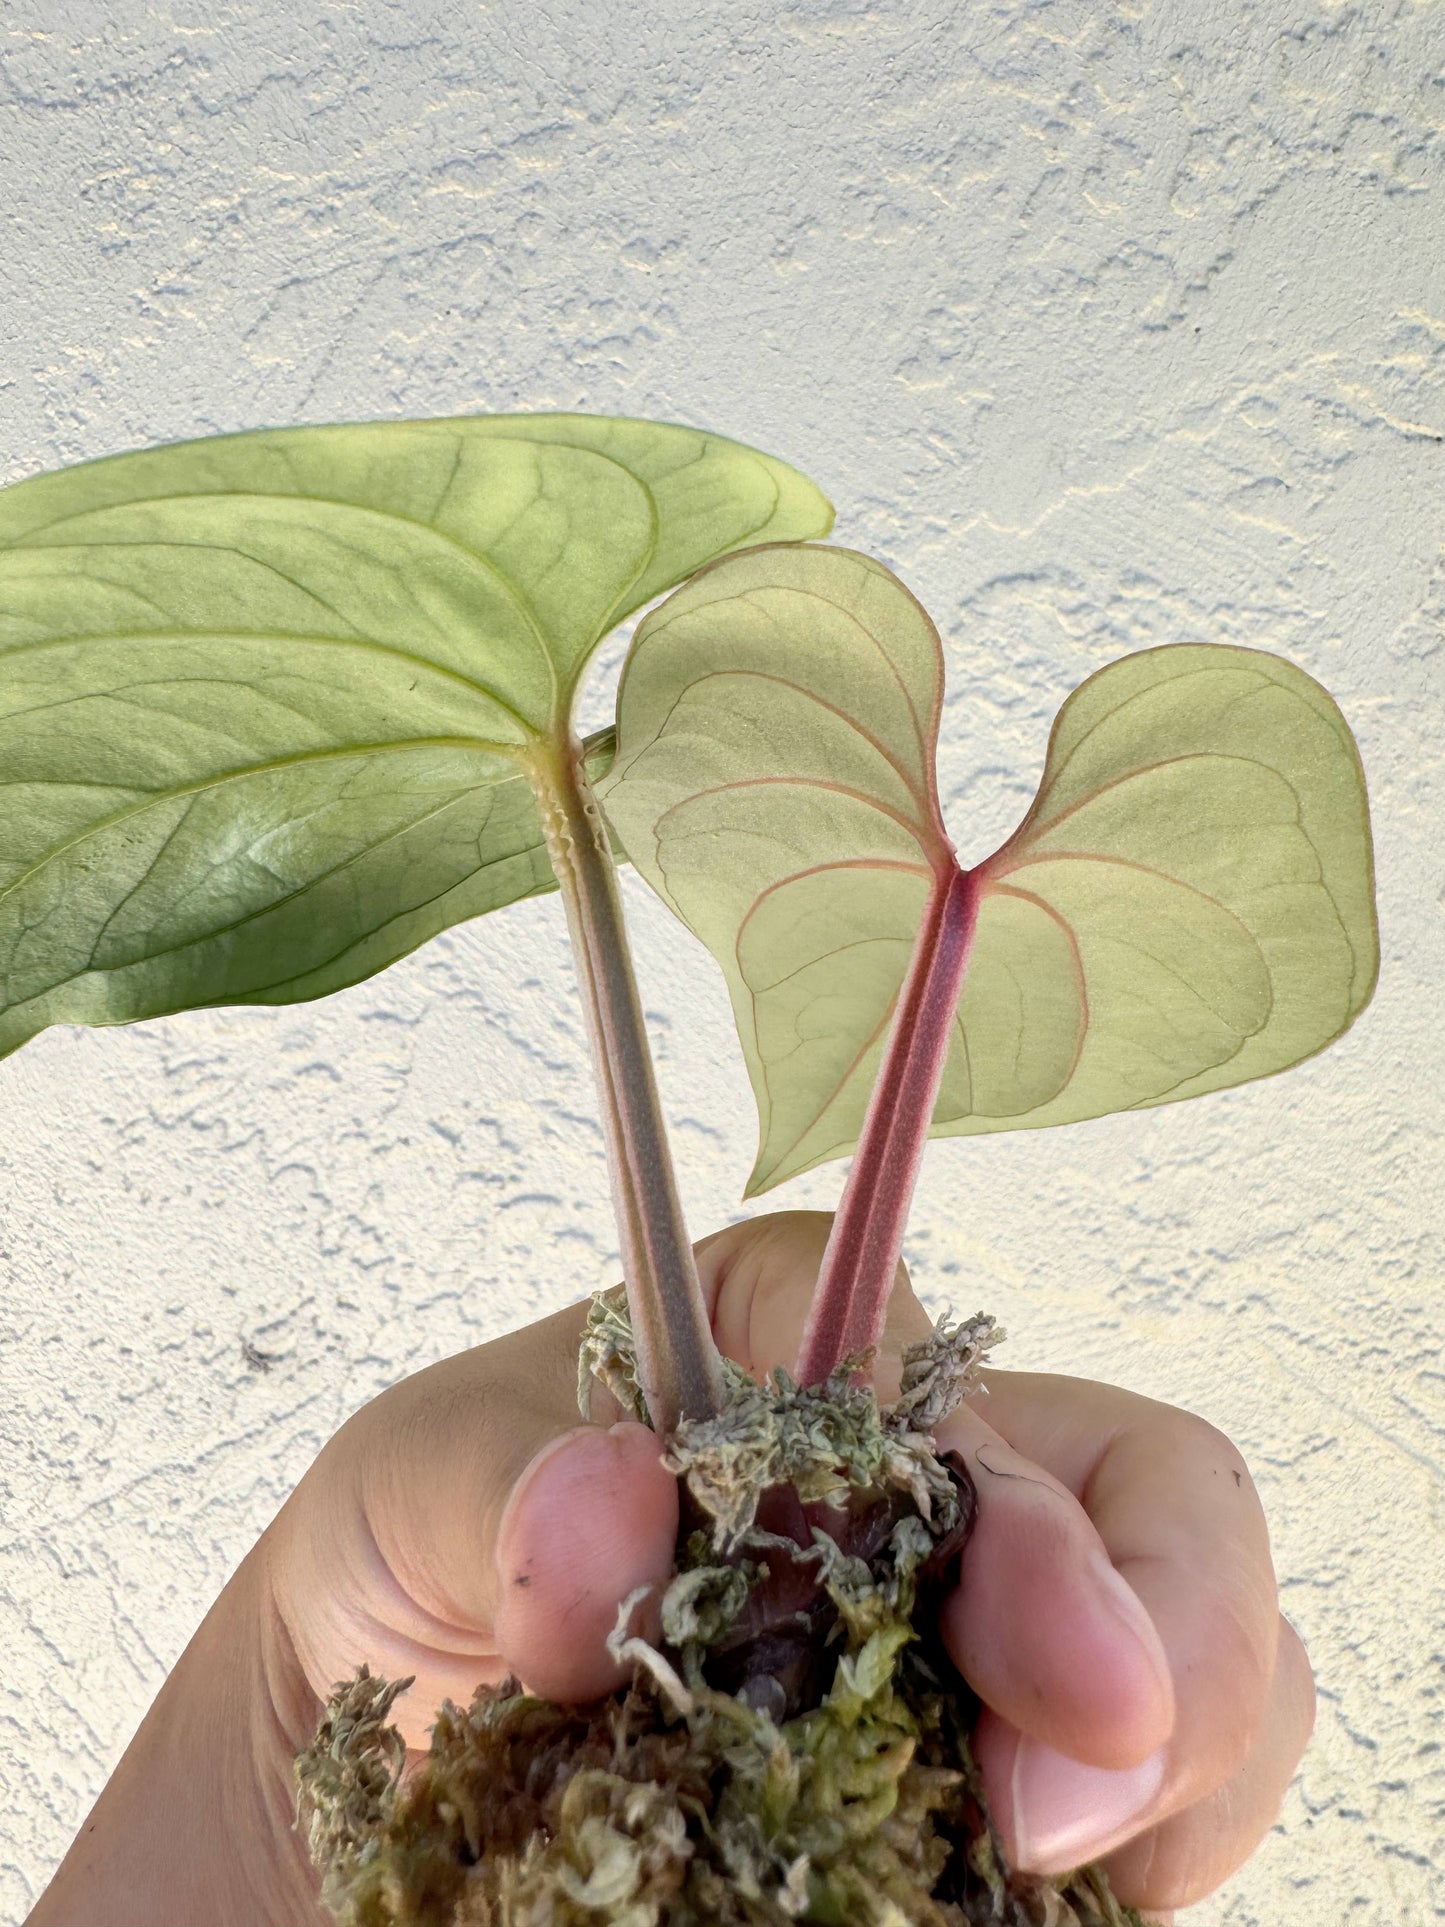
<box><xmin>1</xmin><ymin>2</ymin><xmax>1442</xmax><ymax>1919</ymax></box>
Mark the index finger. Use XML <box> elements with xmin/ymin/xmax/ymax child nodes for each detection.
<box><xmin>956</xmin><ymin>1371</ymin><xmax>1280</xmax><ymax>1844</ymax></box>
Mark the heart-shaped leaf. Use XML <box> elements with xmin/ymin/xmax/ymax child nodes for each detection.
<box><xmin>0</xmin><ymin>415</ymin><xmax>831</xmax><ymax>1053</ymax></box>
<box><xmin>601</xmin><ymin>545</ymin><xmax>1378</xmax><ymax>1193</ymax></box>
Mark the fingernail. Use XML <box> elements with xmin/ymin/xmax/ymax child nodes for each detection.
<box><xmin>494</xmin><ymin>1427</ymin><xmax>592</xmax><ymax>1562</ymax></box>
<box><xmin>1011</xmin><ymin>1737</ymin><xmax>1167</xmax><ymax>1874</ymax></box>
<box><xmin>1088</xmin><ymin>1549</ymin><xmax>1172</xmax><ymax>1697</ymax></box>
<box><xmin>496</xmin><ymin>1422</ymin><xmax>666</xmax><ymax>1568</ymax></box>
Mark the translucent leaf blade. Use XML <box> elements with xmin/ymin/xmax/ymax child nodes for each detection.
<box><xmin>979</xmin><ymin>646</ymin><xmax>1378</xmax><ymax>1121</ymax></box>
<box><xmin>603</xmin><ymin>551</ymin><xmax>1378</xmax><ymax>1192</ymax></box>
<box><xmin>0</xmin><ymin>414</ymin><xmax>833</xmax><ymax>714</ymax></box>
<box><xmin>601</xmin><ymin>545</ymin><xmax>955</xmax><ymax>1191</ymax></box>
<box><xmin>0</xmin><ymin>734</ymin><xmax>617</xmax><ymax>1054</ymax></box>
<box><xmin>0</xmin><ymin>412</ymin><xmax>829</xmax><ymax>1053</ymax></box>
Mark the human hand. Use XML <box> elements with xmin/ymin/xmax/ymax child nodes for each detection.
<box><xmin>267</xmin><ymin>1210</ymin><xmax>1312</xmax><ymax>1923</ymax></box>
<box><xmin>31</xmin><ymin>1210</ymin><xmax>1313</xmax><ymax>1925</ymax></box>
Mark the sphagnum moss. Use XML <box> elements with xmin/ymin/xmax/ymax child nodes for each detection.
<box><xmin>297</xmin><ymin>1299</ymin><xmax>1152</xmax><ymax>1927</ymax></box>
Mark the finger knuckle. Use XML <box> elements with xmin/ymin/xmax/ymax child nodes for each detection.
<box><xmin>1172</xmin><ymin>1408</ymin><xmax>1259</xmax><ymax>1497</ymax></box>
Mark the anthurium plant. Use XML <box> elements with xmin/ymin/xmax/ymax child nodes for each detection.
<box><xmin>0</xmin><ymin>413</ymin><xmax>1376</xmax><ymax>1926</ymax></box>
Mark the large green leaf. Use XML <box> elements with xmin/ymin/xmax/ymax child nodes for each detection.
<box><xmin>601</xmin><ymin>545</ymin><xmax>1378</xmax><ymax>1192</ymax></box>
<box><xmin>0</xmin><ymin>415</ymin><xmax>831</xmax><ymax>1053</ymax></box>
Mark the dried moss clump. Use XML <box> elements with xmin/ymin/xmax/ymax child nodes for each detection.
<box><xmin>297</xmin><ymin>1296</ymin><xmax>1150</xmax><ymax>1927</ymax></box>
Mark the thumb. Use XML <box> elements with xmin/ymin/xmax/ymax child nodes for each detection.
<box><xmin>267</xmin><ymin>1300</ymin><xmax>677</xmax><ymax>1745</ymax></box>
<box><xmin>491</xmin><ymin>1418</ymin><xmax>677</xmax><ymax>1702</ymax></box>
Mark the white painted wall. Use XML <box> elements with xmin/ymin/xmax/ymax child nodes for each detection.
<box><xmin>1</xmin><ymin>2</ymin><xmax>1441</xmax><ymax>1918</ymax></box>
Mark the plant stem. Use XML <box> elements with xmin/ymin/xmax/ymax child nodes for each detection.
<box><xmin>795</xmin><ymin>863</ymin><xmax>980</xmax><ymax>1387</ymax></box>
<box><xmin>531</xmin><ymin>735</ymin><xmax>725</xmax><ymax>1431</ymax></box>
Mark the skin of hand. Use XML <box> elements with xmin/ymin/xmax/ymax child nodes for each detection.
<box><xmin>29</xmin><ymin>1210</ymin><xmax>1314</xmax><ymax>1927</ymax></box>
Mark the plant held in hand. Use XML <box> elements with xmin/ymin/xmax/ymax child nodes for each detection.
<box><xmin>0</xmin><ymin>415</ymin><xmax>1376</xmax><ymax>1926</ymax></box>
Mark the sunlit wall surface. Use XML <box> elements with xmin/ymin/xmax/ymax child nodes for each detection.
<box><xmin>1</xmin><ymin>3</ymin><xmax>1441</xmax><ymax>1919</ymax></box>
